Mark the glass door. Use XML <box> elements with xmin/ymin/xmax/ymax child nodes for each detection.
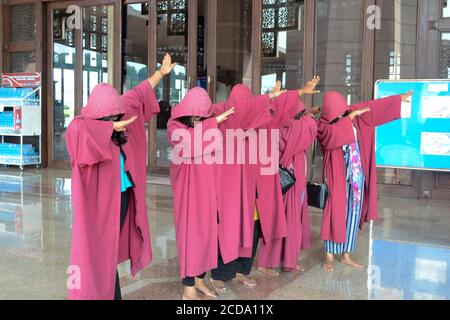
<box><xmin>155</xmin><ymin>0</ymin><xmax>190</xmax><ymax>167</ymax></box>
<box><xmin>260</xmin><ymin>0</ymin><xmax>305</xmax><ymax>94</ymax></box>
<box><xmin>214</xmin><ymin>0</ymin><xmax>254</xmax><ymax>101</ymax></box>
<box><xmin>51</xmin><ymin>3</ymin><xmax>78</xmax><ymax>161</ymax></box>
<box><xmin>48</xmin><ymin>1</ymin><xmax>116</xmax><ymax>163</ymax></box>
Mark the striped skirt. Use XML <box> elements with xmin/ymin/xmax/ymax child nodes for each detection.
<box><xmin>324</xmin><ymin>142</ymin><xmax>365</xmax><ymax>255</ymax></box>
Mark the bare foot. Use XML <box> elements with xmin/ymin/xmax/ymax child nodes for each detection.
<box><xmin>210</xmin><ymin>279</ymin><xmax>227</xmax><ymax>292</ymax></box>
<box><xmin>182</xmin><ymin>286</ymin><xmax>202</xmax><ymax>300</ymax></box>
<box><xmin>322</xmin><ymin>253</ymin><xmax>334</xmax><ymax>273</ymax></box>
<box><xmin>340</xmin><ymin>254</ymin><xmax>365</xmax><ymax>270</ymax></box>
<box><xmin>282</xmin><ymin>265</ymin><xmax>307</xmax><ymax>273</ymax></box>
<box><xmin>257</xmin><ymin>267</ymin><xmax>280</xmax><ymax>277</ymax></box>
<box><xmin>295</xmin><ymin>265</ymin><xmax>306</xmax><ymax>273</ymax></box>
<box><xmin>233</xmin><ymin>273</ymin><xmax>257</xmax><ymax>287</ymax></box>
<box><xmin>195</xmin><ymin>278</ymin><xmax>218</xmax><ymax>298</ymax></box>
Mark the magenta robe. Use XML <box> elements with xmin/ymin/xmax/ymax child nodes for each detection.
<box><xmin>240</xmin><ymin>90</ymin><xmax>300</xmax><ymax>257</ymax></box>
<box><xmin>211</xmin><ymin>85</ymin><xmax>274</xmax><ymax>264</ymax></box>
<box><xmin>66</xmin><ymin>81</ymin><xmax>159</xmax><ymax>300</ymax></box>
<box><xmin>257</xmin><ymin>107</ymin><xmax>318</xmax><ymax>269</ymax></box>
<box><xmin>168</xmin><ymin>87</ymin><xmax>220</xmax><ymax>278</ymax></box>
<box><xmin>318</xmin><ymin>93</ymin><xmax>402</xmax><ymax>243</ymax></box>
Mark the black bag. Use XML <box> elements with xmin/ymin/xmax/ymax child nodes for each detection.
<box><xmin>307</xmin><ymin>181</ymin><xmax>329</xmax><ymax>209</ymax></box>
<box><xmin>307</xmin><ymin>140</ymin><xmax>329</xmax><ymax>209</ymax></box>
<box><xmin>279</xmin><ymin>165</ymin><xmax>296</xmax><ymax>195</ymax></box>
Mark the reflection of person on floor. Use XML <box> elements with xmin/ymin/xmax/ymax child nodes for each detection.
<box><xmin>65</xmin><ymin>54</ymin><xmax>175</xmax><ymax>300</ymax></box>
<box><xmin>257</xmin><ymin>84</ymin><xmax>320</xmax><ymax>276</ymax></box>
<box><xmin>167</xmin><ymin>88</ymin><xmax>235</xmax><ymax>300</ymax></box>
<box><xmin>317</xmin><ymin>90</ymin><xmax>413</xmax><ymax>272</ymax></box>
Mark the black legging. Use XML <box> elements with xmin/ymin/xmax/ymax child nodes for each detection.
<box><xmin>211</xmin><ymin>220</ymin><xmax>261</xmax><ymax>281</ymax></box>
<box><xmin>114</xmin><ymin>189</ymin><xmax>130</xmax><ymax>300</ymax></box>
<box><xmin>182</xmin><ymin>273</ymin><xmax>207</xmax><ymax>287</ymax></box>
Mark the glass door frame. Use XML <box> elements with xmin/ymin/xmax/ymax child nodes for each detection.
<box><xmin>147</xmin><ymin>0</ymin><xmax>209</xmax><ymax>170</ymax></box>
<box><xmin>46</xmin><ymin>0</ymin><xmax>122</xmax><ymax>168</ymax></box>
<box><xmin>413</xmin><ymin>0</ymin><xmax>450</xmax><ymax>201</ymax></box>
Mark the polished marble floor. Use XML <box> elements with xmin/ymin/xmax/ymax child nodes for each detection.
<box><xmin>0</xmin><ymin>167</ymin><xmax>449</xmax><ymax>300</ymax></box>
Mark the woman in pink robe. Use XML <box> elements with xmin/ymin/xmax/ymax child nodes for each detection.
<box><xmin>317</xmin><ymin>90</ymin><xmax>412</xmax><ymax>272</ymax></box>
<box><xmin>167</xmin><ymin>87</ymin><xmax>235</xmax><ymax>300</ymax></box>
<box><xmin>257</xmin><ymin>100</ymin><xmax>318</xmax><ymax>274</ymax></box>
<box><xmin>207</xmin><ymin>82</ymin><xmax>318</xmax><ymax>289</ymax></box>
<box><xmin>65</xmin><ymin>54</ymin><xmax>175</xmax><ymax>300</ymax></box>
<box><xmin>209</xmin><ymin>85</ymin><xmax>283</xmax><ymax>289</ymax></box>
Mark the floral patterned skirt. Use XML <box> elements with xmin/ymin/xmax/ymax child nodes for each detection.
<box><xmin>324</xmin><ymin>142</ymin><xmax>365</xmax><ymax>255</ymax></box>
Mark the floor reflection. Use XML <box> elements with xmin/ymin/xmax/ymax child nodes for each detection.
<box><xmin>0</xmin><ymin>167</ymin><xmax>448</xmax><ymax>300</ymax></box>
<box><xmin>369</xmin><ymin>239</ymin><xmax>449</xmax><ymax>300</ymax></box>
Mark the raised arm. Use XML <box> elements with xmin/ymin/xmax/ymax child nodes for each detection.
<box><xmin>121</xmin><ymin>54</ymin><xmax>176</xmax><ymax>122</ymax></box>
<box><xmin>280</xmin><ymin>116</ymin><xmax>318</xmax><ymax>166</ymax></box>
<box><xmin>270</xmin><ymin>76</ymin><xmax>321</xmax><ymax>127</ymax></box>
<box><xmin>65</xmin><ymin>118</ymin><xmax>114</xmax><ymax>167</ymax></box>
<box><xmin>120</xmin><ymin>81</ymin><xmax>159</xmax><ymax>122</ymax></box>
<box><xmin>148</xmin><ymin>53</ymin><xmax>176</xmax><ymax>89</ymax></box>
<box><xmin>221</xmin><ymin>94</ymin><xmax>273</xmax><ymax>129</ymax></box>
<box><xmin>350</xmin><ymin>91</ymin><xmax>412</xmax><ymax>127</ymax></box>
<box><xmin>317</xmin><ymin>117</ymin><xmax>355</xmax><ymax>151</ymax></box>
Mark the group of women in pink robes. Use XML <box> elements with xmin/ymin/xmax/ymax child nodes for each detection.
<box><xmin>66</xmin><ymin>48</ymin><xmax>411</xmax><ymax>299</ymax></box>
<box><xmin>168</xmin><ymin>77</ymin><xmax>322</xmax><ymax>298</ymax></box>
<box><xmin>168</xmin><ymin>76</ymin><xmax>412</xmax><ymax>299</ymax></box>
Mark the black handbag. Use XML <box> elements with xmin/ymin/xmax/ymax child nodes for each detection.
<box><xmin>307</xmin><ymin>140</ymin><xmax>329</xmax><ymax>209</ymax></box>
<box><xmin>279</xmin><ymin>165</ymin><xmax>296</xmax><ymax>195</ymax></box>
<box><xmin>307</xmin><ymin>181</ymin><xmax>329</xmax><ymax>209</ymax></box>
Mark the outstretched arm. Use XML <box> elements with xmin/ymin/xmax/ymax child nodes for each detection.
<box><xmin>351</xmin><ymin>91</ymin><xmax>413</xmax><ymax>127</ymax></box>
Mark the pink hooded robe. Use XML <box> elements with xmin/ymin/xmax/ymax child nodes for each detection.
<box><xmin>257</xmin><ymin>100</ymin><xmax>318</xmax><ymax>269</ymax></box>
<box><xmin>168</xmin><ymin>87</ymin><xmax>221</xmax><ymax>278</ymax></box>
<box><xmin>317</xmin><ymin>91</ymin><xmax>402</xmax><ymax>243</ymax></box>
<box><xmin>242</xmin><ymin>90</ymin><xmax>300</xmax><ymax>257</ymax></box>
<box><xmin>211</xmin><ymin>85</ymin><xmax>274</xmax><ymax>264</ymax></box>
<box><xmin>66</xmin><ymin>81</ymin><xmax>159</xmax><ymax>299</ymax></box>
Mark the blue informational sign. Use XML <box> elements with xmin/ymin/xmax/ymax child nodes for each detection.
<box><xmin>374</xmin><ymin>80</ymin><xmax>450</xmax><ymax>172</ymax></box>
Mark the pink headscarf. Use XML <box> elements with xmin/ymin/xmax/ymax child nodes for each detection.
<box><xmin>228</xmin><ymin>84</ymin><xmax>254</xmax><ymax>104</ymax></box>
<box><xmin>320</xmin><ymin>91</ymin><xmax>350</xmax><ymax>123</ymax></box>
<box><xmin>81</xmin><ymin>83</ymin><xmax>125</xmax><ymax>120</ymax></box>
<box><xmin>171</xmin><ymin>87</ymin><xmax>213</xmax><ymax>119</ymax></box>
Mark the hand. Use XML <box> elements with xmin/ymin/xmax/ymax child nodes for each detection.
<box><xmin>216</xmin><ymin>107</ymin><xmax>235</xmax><ymax>124</ymax></box>
<box><xmin>269</xmin><ymin>81</ymin><xmax>286</xmax><ymax>99</ymax></box>
<box><xmin>159</xmin><ymin>53</ymin><xmax>176</xmax><ymax>76</ymax></box>
<box><xmin>299</xmin><ymin>76</ymin><xmax>320</xmax><ymax>96</ymax></box>
<box><xmin>309</xmin><ymin>106</ymin><xmax>321</xmax><ymax>115</ymax></box>
<box><xmin>113</xmin><ymin>116</ymin><xmax>137</xmax><ymax>132</ymax></box>
<box><xmin>304</xmin><ymin>106</ymin><xmax>320</xmax><ymax>119</ymax></box>
<box><xmin>401</xmin><ymin>90</ymin><xmax>413</xmax><ymax>103</ymax></box>
<box><xmin>349</xmin><ymin>108</ymin><xmax>370</xmax><ymax>121</ymax></box>
<box><xmin>304</xmin><ymin>112</ymin><xmax>316</xmax><ymax>119</ymax></box>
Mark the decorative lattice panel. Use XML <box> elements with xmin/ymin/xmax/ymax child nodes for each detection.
<box><xmin>10</xmin><ymin>4</ymin><xmax>36</xmax><ymax>42</ymax></box>
<box><xmin>262</xmin><ymin>0</ymin><xmax>301</xmax><ymax>57</ymax></box>
<box><xmin>10</xmin><ymin>51</ymin><xmax>36</xmax><ymax>73</ymax></box>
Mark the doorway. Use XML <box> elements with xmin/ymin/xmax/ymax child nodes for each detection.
<box><xmin>46</xmin><ymin>1</ymin><xmax>119</xmax><ymax>167</ymax></box>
